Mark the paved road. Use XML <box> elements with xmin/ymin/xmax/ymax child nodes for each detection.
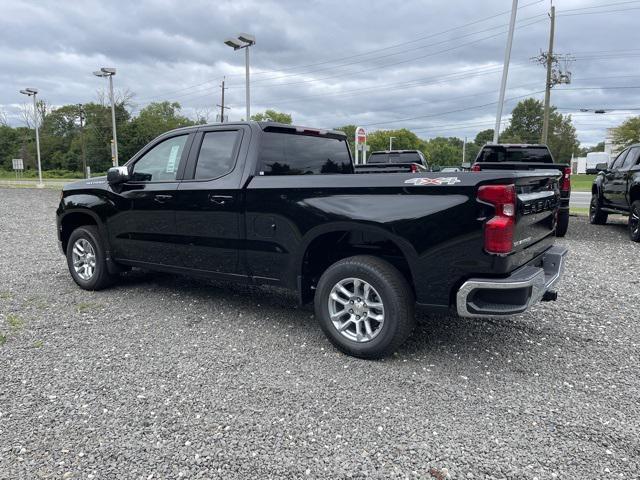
<box><xmin>570</xmin><ymin>191</ymin><xmax>592</xmax><ymax>208</ymax></box>
<box><xmin>1</xmin><ymin>188</ymin><xmax>639</xmax><ymax>479</ymax></box>
<box><xmin>0</xmin><ymin>179</ymin><xmax>79</xmax><ymax>189</ymax></box>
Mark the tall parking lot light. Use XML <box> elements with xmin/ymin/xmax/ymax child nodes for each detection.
<box><xmin>224</xmin><ymin>33</ymin><xmax>255</xmax><ymax>120</ymax></box>
<box><xmin>19</xmin><ymin>88</ymin><xmax>43</xmax><ymax>187</ymax></box>
<box><xmin>93</xmin><ymin>67</ymin><xmax>119</xmax><ymax>166</ymax></box>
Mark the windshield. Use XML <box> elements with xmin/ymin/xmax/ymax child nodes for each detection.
<box><xmin>478</xmin><ymin>147</ymin><xmax>553</xmax><ymax>163</ymax></box>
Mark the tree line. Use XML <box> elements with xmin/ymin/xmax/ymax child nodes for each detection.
<box><xmin>3</xmin><ymin>96</ymin><xmax>636</xmax><ymax>175</ymax></box>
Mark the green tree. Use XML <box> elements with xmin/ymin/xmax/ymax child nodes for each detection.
<box><xmin>366</xmin><ymin>128</ymin><xmax>425</xmax><ymax>153</ymax></box>
<box><xmin>120</xmin><ymin>101</ymin><xmax>193</xmax><ymax>162</ymax></box>
<box><xmin>501</xmin><ymin>98</ymin><xmax>579</xmax><ymax>163</ymax></box>
<box><xmin>422</xmin><ymin>137</ymin><xmax>464</xmax><ymax>167</ymax></box>
<box><xmin>333</xmin><ymin>124</ymin><xmax>357</xmax><ymax>155</ymax></box>
<box><xmin>250</xmin><ymin>109</ymin><xmax>292</xmax><ymax>124</ymax></box>
<box><xmin>474</xmin><ymin>129</ymin><xmax>494</xmax><ymax>146</ymax></box>
<box><xmin>611</xmin><ymin>116</ymin><xmax>640</xmax><ymax>149</ymax></box>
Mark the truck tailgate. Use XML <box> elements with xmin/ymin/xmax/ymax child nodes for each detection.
<box><xmin>512</xmin><ymin>170</ymin><xmax>561</xmax><ymax>253</ymax></box>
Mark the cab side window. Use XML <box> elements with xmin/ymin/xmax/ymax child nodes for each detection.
<box><xmin>194</xmin><ymin>130</ymin><xmax>241</xmax><ymax>180</ymax></box>
<box><xmin>130</xmin><ymin>135</ymin><xmax>188</xmax><ymax>182</ymax></box>
<box><xmin>622</xmin><ymin>148</ymin><xmax>639</xmax><ymax>169</ymax></box>
<box><xmin>610</xmin><ymin>149</ymin><xmax>628</xmax><ymax>170</ymax></box>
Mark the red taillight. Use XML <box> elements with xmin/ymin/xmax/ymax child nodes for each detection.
<box><xmin>410</xmin><ymin>163</ymin><xmax>419</xmax><ymax>173</ymax></box>
<box><xmin>471</xmin><ymin>163</ymin><xmax>481</xmax><ymax>172</ymax></box>
<box><xmin>560</xmin><ymin>166</ymin><xmax>571</xmax><ymax>192</ymax></box>
<box><xmin>478</xmin><ymin>184</ymin><xmax>516</xmax><ymax>254</ymax></box>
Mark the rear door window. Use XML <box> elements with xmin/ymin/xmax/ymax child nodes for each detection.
<box><xmin>259</xmin><ymin>133</ymin><xmax>352</xmax><ymax>175</ymax></box>
<box><xmin>194</xmin><ymin>130</ymin><xmax>241</xmax><ymax>180</ymax></box>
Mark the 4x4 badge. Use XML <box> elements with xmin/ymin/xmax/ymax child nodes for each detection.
<box><xmin>405</xmin><ymin>177</ymin><xmax>461</xmax><ymax>186</ymax></box>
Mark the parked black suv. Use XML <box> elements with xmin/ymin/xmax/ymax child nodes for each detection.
<box><xmin>57</xmin><ymin>122</ymin><xmax>567</xmax><ymax>358</ymax></box>
<box><xmin>590</xmin><ymin>144</ymin><xmax>640</xmax><ymax>241</ymax></box>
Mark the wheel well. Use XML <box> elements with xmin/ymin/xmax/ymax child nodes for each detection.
<box><xmin>300</xmin><ymin>230</ymin><xmax>414</xmax><ymax>304</ymax></box>
<box><xmin>60</xmin><ymin>212</ymin><xmax>97</xmax><ymax>253</ymax></box>
<box><xmin>592</xmin><ymin>183</ymin><xmax>598</xmax><ymax>195</ymax></box>
<box><xmin>630</xmin><ymin>185</ymin><xmax>640</xmax><ymax>204</ymax></box>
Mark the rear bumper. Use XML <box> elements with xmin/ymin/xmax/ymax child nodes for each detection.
<box><xmin>456</xmin><ymin>245</ymin><xmax>568</xmax><ymax>318</ymax></box>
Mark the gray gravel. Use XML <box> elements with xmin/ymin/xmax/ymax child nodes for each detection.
<box><xmin>1</xmin><ymin>187</ymin><xmax>639</xmax><ymax>479</ymax></box>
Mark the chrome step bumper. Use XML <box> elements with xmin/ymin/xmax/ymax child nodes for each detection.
<box><xmin>456</xmin><ymin>245</ymin><xmax>568</xmax><ymax>318</ymax></box>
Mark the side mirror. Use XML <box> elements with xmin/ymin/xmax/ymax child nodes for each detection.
<box><xmin>595</xmin><ymin>163</ymin><xmax>608</xmax><ymax>172</ymax></box>
<box><xmin>107</xmin><ymin>166</ymin><xmax>129</xmax><ymax>185</ymax></box>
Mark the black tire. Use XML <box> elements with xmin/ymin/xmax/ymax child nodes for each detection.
<box><xmin>629</xmin><ymin>200</ymin><xmax>640</xmax><ymax>242</ymax></box>
<box><xmin>589</xmin><ymin>193</ymin><xmax>608</xmax><ymax>225</ymax></box>
<box><xmin>66</xmin><ymin>225</ymin><xmax>116</xmax><ymax>290</ymax></box>
<box><xmin>314</xmin><ymin>255</ymin><xmax>415</xmax><ymax>359</ymax></box>
<box><xmin>555</xmin><ymin>209</ymin><xmax>569</xmax><ymax>237</ymax></box>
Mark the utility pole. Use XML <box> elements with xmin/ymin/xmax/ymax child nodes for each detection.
<box><xmin>533</xmin><ymin>3</ymin><xmax>572</xmax><ymax>145</ymax></box>
<box><xmin>462</xmin><ymin>136</ymin><xmax>467</xmax><ymax>164</ymax></box>
<box><xmin>77</xmin><ymin>104</ymin><xmax>87</xmax><ymax>178</ymax></box>
<box><xmin>493</xmin><ymin>0</ymin><xmax>518</xmax><ymax>144</ymax></box>
<box><xmin>217</xmin><ymin>77</ymin><xmax>230</xmax><ymax>123</ymax></box>
<box><xmin>541</xmin><ymin>4</ymin><xmax>556</xmax><ymax>145</ymax></box>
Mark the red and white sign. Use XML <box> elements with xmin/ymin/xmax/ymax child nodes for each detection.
<box><xmin>355</xmin><ymin>126</ymin><xmax>367</xmax><ymax>145</ymax></box>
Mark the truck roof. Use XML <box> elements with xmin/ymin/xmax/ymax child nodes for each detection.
<box><xmin>159</xmin><ymin>121</ymin><xmax>347</xmax><ymax>139</ymax></box>
<box><xmin>481</xmin><ymin>143</ymin><xmax>550</xmax><ymax>149</ymax></box>
<box><xmin>370</xmin><ymin>150</ymin><xmax>423</xmax><ymax>154</ymax></box>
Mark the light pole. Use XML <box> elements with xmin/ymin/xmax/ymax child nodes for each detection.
<box><xmin>493</xmin><ymin>0</ymin><xmax>518</xmax><ymax>144</ymax></box>
<box><xmin>224</xmin><ymin>33</ymin><xmax>255</xmax><ymax>120</ymax></box>
<box><xmin>389</xmin><ymin>136</ymin><xmax>396</xmax><ymax>151</ymax></box>
<box><xmin>93</xmin><ymin>67</ymin><xmax>118</xmax><ymax>166</ymax></box>
<box><xmin>19</xmin><ymin>88</ymin><xmax>43</xmax><ymax>187</ymax></box>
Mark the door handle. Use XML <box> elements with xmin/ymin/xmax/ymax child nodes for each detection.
<box><xmin>154</xmin><ymin>194</ymin><xmax>173</xmax><ymax>203</ymax></box>
<box><xmin>208</xmin><ymin>194</ymin><xmax>233</xmax><ymax>206</ymax></box>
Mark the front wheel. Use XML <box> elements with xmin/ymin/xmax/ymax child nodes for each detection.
<box><xmin>629</xmin><ymin>201</ymin><xmax>640</xmax><ymax>242</ymax></box>
<box><xmin>314</xmin><ymin>255</ymin><xmax>415</xmax><ymax>359</ymax></box>
<box><xmin>66</xmin><ymin>225</ymin><xmax>117</xmax><ymax>290</ymax></box>
<box><xmin>589</xmin><ymin>193</ymin><xmax>608</xmax><ymax>225</ymax></box>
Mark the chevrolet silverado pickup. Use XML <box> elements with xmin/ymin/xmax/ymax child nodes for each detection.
<box><xmin>472</xmin><ymin>144</ymin><xmax>571</xmax><ymax>237</ymax></box>
<box><xmin>355</xmin><ymin>150</ymin><xmax>429</xmax><ymax>173</ymax></box>
<box><xmin>56</xmin><ymin>122</ymin><xmax>568</xmax><ymax>358</ymax></box>
<box><xmin>590</xmin><ymin>143</ymin><xmax>640</xmax><ymax>241</ymax></box>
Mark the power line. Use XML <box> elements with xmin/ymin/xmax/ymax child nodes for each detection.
<box><xmin>225</xmin><ymin>0</ymin><xmax>546</xmax><ymax>79</ymax></box>
<box><xmin>136</xmin><ymin>0</ymin><xmax>546</xmax><ymax>103</ymax></box>
<box><xmin>360</xmin><ymin>90</ymin><xmax>546</xmax><ymax>127</ymax></box>
<box><xmin>238</xmin><ymin>13</ymin><xmax>547</xmax><ymax>87</ymax></box>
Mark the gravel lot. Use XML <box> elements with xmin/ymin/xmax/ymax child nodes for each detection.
<box><xmin>1</xmin><ymin>188</ymin><xmax>639</xmax><ymax>479</ymax></box>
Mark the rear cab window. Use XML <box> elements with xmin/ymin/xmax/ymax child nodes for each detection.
<box><xmin>194</xmin><ymin>130</ymin><xmax>241</xmax><ymax>180</ymax></box>
<box><xmin>368</xmin><ymin>152</ymin><xmax>423</xmax><ymax>164</ymax></box>
<box><xmin>477</xmin><ymin>146</ymin><xmax>553</xmax><ymax>163</ymax></box>
<box><xmin>258</xmin><ymin>131</ymin><xmax>353</xmax><ymax>175</ymax></box>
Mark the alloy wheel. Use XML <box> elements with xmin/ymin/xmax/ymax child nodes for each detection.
<box><xmin>72</xmin><ymin>238</ymin><xmax>96</xmax><ymax>281</ymax></box>
<box><xmin>328</xmin><ymin>277</ymin><xmax>385</xmax><ymax>343</ymax></box>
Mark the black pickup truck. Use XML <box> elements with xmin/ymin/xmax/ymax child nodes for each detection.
<box><xmin>57</xmin><ymin>122</ymin><xmax>568</xmax><ymax>358</ymax></box>
<box><xmin>472</xmin><ymin>144</ymin><xmax>571</xmax><ymax>237</ymax></box>
<box><xmin>355</xmin><ymin>150</ymin><xmax>429</xmax><ymax>173</ymax></box>
<box><xmin>590</xmin><ymin>144</ymin><xmax>640</xmax><ymax>241</ymax></box>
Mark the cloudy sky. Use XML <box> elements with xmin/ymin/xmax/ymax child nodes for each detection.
<box><xmin>2</xmin><ymin>0</ymin><xmax>639</xmax><ymax>146</ymax></box>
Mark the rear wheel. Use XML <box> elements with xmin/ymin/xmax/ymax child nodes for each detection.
<box><xmin>589</xmin><ymin>194</ymin><xmax>608</xmax><ymax>225</ymax></box>
<box><xmin>555</xmin><ymin>209</ymin><xmax>569</xmax><ymax>237</ymax></box>
<box><xmin>66</xmin><ymin>225</ymin><xmax>116</xmax><ymax>290</ymax></box>
<box><xmin>314</xmin><ymin>255</ymin><xmax>415</xmax><ymax>359</ymax></box>
<box><xmin>629</xmin><ymin>200</ymin><xmax>640</xmax><ymax>242</ymax></box>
